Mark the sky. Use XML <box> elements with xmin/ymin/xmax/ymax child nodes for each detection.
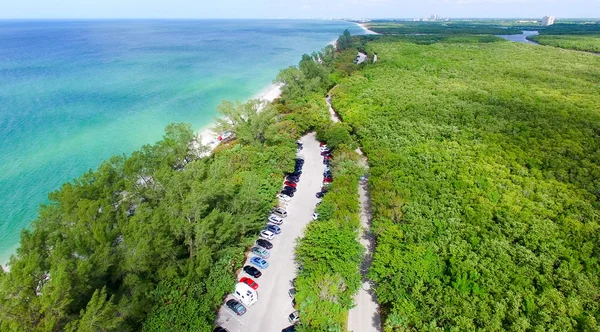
<box><xmin>0</xmin><ymin>0</ymin><xmax>598</xmax><ymax>19</ymax></box>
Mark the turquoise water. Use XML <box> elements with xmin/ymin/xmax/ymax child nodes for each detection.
<box><xmin>0</xmin><ymin>20</ymin><xmax>363</xmax><ymax>264</ymax></box>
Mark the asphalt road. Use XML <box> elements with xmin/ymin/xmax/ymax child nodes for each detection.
<box><xmin>215</xmin><ymin>132</ymin><xmax>324</xmax><ymax>332</ymax></box>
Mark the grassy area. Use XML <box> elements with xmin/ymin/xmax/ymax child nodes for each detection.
<box><xmin>529</xmin><ymin>34</ymin><xmax>600</xmax><ymax>53</ymax></box>
<box><xmin>332</xmin><ymin>36</ymin><xmax>600</xmax><ymax>330</ymax></box>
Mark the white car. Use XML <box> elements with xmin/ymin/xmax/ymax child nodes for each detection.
<box><xmin>288</xmin><ymin>311</ymin><xmax>300</xmax><ymax>324</ymax></box>
<box><xmin>279</xmin><ymin>193</ymin><xmax>292</xmax><ymax>202</ymax></box>
<box><xmin>268</xmin><ymin>214</ymin><xmax>284</xmax><ymax>225</ymax></box>
<box><xmin>260</xmin><ymin>230</ymin><xmax>275</xmax><ymax>240</ymax></box>
<box><xmin>320</xmin><ymin>145</ymin><xmax>328</xmax><ymax>153</ymax></box>
<box><xmin>312</xmin><ymin>213</ymin><xmax>319</xmax><ymax>220</ymax></box>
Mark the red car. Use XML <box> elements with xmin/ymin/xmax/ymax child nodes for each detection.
<box><xmin>284</xmin><ymin>181</ymin><xmax>297</xmax><ymax>187</ymax></box>
<box><xmin>323</xmin><ymin>177</ymin><xmax>333</xmax><ymax>183</ymax></box>
<box><xmin>240</xmin><ymin>277</ymin><xmax>259</xmax><ymax>290</ymax></box>
<box><xmin>320</xmin><ymin>142</ymin><xmax>326</xmax><ymax>147</ymax></box>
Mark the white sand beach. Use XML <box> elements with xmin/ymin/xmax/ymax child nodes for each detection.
<box><xmin>195</xmin><ymin>83</ymin><xmax>283</xmax><ymax>155</ymax></box>
<box><xmin>357</xmin><ymin>23</ymin><xmax>380</xmax><ymax>35</ymax></box>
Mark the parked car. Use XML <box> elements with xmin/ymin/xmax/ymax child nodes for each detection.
<box><xmin>316</xmin><ymin>192</ymin><xmax>324</xmax><ymax>199</ymax></box>
<box><xmin>243</xmin><ymin>265</ymin><xmax>262</xmax><ymax>278</ymax></box>
<box><xmin>281</xmin><ymin>189</ymin><xmax>295</xmax><ymax>197</ymax></box>
<box><xmin>251</xmin><ymin>246</ymin><xmax>270</xmax><ymax>258</ymax></box>
<box><xmin>292</xmin><ymin>297</ymin><xmax>296</xmax><ymax>307</ymax></box>
<box><xmin>286</xmin><ymin>176</ymin><xmax>299</xmax><ymax>183</ymax></box>
<box><xmin>282</xmin><ymin>325</ymin><xmax>296</xmax><ymax>332</ymax></box>
<box><xmin>320</xmin><ymin>142</ymin><xmax>327</xmax><ymax>147</ymax></box>
<box><xmin>296</xmin><ymin>157</ymin><xmax>305</xmax><ymax>164</ymax></box>
<box><xmin>239</xmin><ymin>277</ymin><xmax>259</xmax><ymax>290</ymax></box>
<box><xmin>256</xmin><ymin>238</ymin><xmax>273</xmax><ymax>250</ymax></box>
<box><xmin>323</xmin><ymin>177</ymin><xmax>333</xmax><ymax>184</ymax></box>
<box><xmin>284</xmin><ymin>181</ymin><xmax>297</xmax><ymax>188</ymax></box>
<box><xmin>323</xmin><ymin>171</ymin><xmax>332</xmax><ymax>178</ymax></box>
<box><xmin>266</xmin><ymin>224</ymin><xmax>281</xmax><ymax>234</ymax></box>
<box><xmin>288</xmin><ymin>288</ymin><xmax>296</xmax><ymax>298</ymax></box>
<box><xmin>250</xmin><ymin>256</ymin><xmax>269</xmax><ymax>269</ymax></box>
<box><xmin>219</xmin><ymin>131</ymin><xmax>234</xmax><ymax>142</ymax></box>
<box><xmin>226</xmin><ymin>299</ymin><xmax>247</xmax><ymax>316</ymax></box>
<box><xmin>281</xmin><ymin>191</ymin><xmax>294</xmax><ymax>198</ymax></box>
<box><xmin>288</xmin><ymin>311</ymin><xmax>300</xmax><ymax>324</ymax></box>
<box><xmin>289</xmin><ymin>170</ymin><xmax>302</xmax><ymax>176</ymax></box>
<box><xmin>323</xmin><ymin>159</ymin><xmax>331</xmax><ymax>166</ymax></box>
<box><xmin>260</xmin><ymin>230</ymin><xmax>275</xmax><ymax>240</ymax></box>
<box><xmin>284</xmin><ymin>186</ymin><xmax>297</xmax><ymax>192</ymax></box>
<box><xmin>268</xmin><ymin>214</ymin><xmax>284</xmax><ymax>225</ymax></box>
<box><xmin>279</xmin><ymin>193</ymin><xmax>292</xmax><ymax>202</ymax></box>
<box><xmin>271</xmin><ymin>207</ymin><xmax>288</xmax><ymax>218</ymax></box>
<box><xmin>320</xmin><ymin>145</ymin><xmax>329</xmax><ymax>152</ymax></box>
<box><xmin>214</xmin><ymin>327</ymin><xmax>228</xmax><ymax>332</ymax></box>
<box><xmin>312</xmin><ymin>212</ymin><xmax>319</xmax><ymax>220</ymax></box>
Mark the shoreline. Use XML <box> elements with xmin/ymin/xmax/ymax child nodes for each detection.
<box><xmin>0</xmin><ymin>83</ymin><xmax>282</xmax><ymax>272</ymax></box>
<box><xmin>357</xmin><ymin>22</ymin><xmax>380</xmax><ymax>35</ymax></box>
<box><xmin>196</xmin><ymin>83</ymin><xmax>283</xmax><ymax>154</ymax></box>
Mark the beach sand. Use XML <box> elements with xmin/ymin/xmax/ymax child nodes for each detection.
<box><xmin>196</xmin><ymin>83</ymin><xmax>283</xmax><ymax>154</ymax></box>
<box><xmin>357</xmin><ymin>23</ymin><xmax>379</xmax><ymax>35</ymax></box>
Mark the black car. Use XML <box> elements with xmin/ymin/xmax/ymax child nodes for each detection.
<box><xmin>323</xmin><ymin>160</ymin><xmax>331</xmax><ymax>166</ymax></box>
<box><xmin>296</xmin><ymin>158</ymin><xmax>305</xmax><ymax>164</ymax></box>
<box><xmin>243</xmin><ymin>265</ymin><xmax>262</xmax><ymax>278</ymax></box>
<box><xmin>286</xmin><ymin>176</ymin><xmax>299</xmax><ymax>183</ymax></box>
<box><xmin>289</xmin><ymin>171</ymin><xmax>302</xmax><ymax>176</ymax></box>
<box><xmin>256</xmin><ymin>239</ymin><xmax>273</xmax><ymax>250</ymax></box>
<box><xmin>284</xmin><ymin>186</ymin><xmax>297</xmax><ymax>192</ymax></box>
<box><xmin>226</xmin><ymin>299</ymin><xmax>247</xmax><ymax>316</ymax></box>
<box><xmin>323</xmin><ymin>171</ymin><xmax>332</xmax><ymax>178</ymax></box>
<box><xmin>316</xmin><ymin>192</ymin><xmax>324</xmax><ymax>198</ymax></box>
<box><xmin>281</xmin><ymin>189</ymin><xmax>295</xmax><ymax>197</ymax></box>
<box><xmin>282</xmin><ymin>326</ymin><xmax>296</xmax><ymax>332</ymax></box>
<box><xmin>214</xmin><ymin>327</ymin><xmax>228</xmax><ymax>332</ymax></box>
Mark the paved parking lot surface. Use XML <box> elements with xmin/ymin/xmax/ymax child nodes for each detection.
<box><xmin>216</xmin><ymin>132</ymin><xmax>324</xmax><ymax>332</ymax></box>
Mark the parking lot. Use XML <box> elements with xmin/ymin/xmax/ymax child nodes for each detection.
<box><xmin>215</xmin><ymin>132</ymin><xmax>324</xmax><ymax>332</ymax></box>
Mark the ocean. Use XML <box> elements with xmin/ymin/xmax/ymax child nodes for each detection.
<box><xmin>0</xmin><ymin>19</ymin><xmax>364</xmax><ymax>265</ymax></box>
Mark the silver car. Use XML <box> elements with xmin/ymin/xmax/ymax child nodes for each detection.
<box><xmin>251</xmin><ymin>246</ymin><xmax>270</xmax><ymax>258</ymax></box>
<box><xmin>268</xmin><ymin>214</ymin><xmax>284</xmax><ymax>225</ymax></box>
<box><xmin>272</xmin><ymin>207</ymin><xmax>288</xmax><ymax>218</ymax></box>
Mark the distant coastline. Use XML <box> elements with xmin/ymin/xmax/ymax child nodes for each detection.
<box><xmin>356</xmin><ymin>22</ymin><xmax>380</xmax><ymax>35</ymax></box>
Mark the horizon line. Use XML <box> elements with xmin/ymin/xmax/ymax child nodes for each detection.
<box><xmin>0</xmin><ymin>17</ymin><xmax>599</xmax><ymax>21</ymax></box>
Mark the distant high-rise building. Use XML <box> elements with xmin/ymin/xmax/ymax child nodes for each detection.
<box><xmin>542</xmin><ymin>16</ymin><xmax>555</xmax><ymax>26</ymax></box>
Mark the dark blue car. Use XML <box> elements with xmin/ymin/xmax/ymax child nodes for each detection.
<box><xmin>266</xmin><ymin>224</ymin><xmax>281</xmax><ymax>234</ymax></box>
